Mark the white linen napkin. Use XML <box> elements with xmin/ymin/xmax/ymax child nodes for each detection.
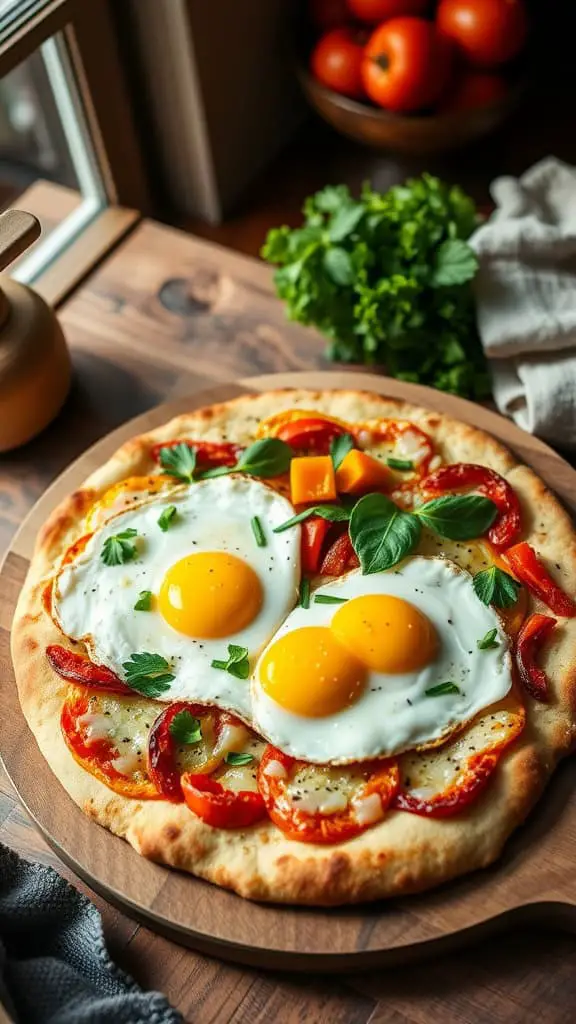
<box><xmin>470</xmin><ymin>156</ymin><xmax>576</xmax><ymax>446</ymax></box>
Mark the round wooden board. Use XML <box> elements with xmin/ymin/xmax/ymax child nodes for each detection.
<box><xmin>2</xmin><ymin>370</ymin><xmax>576</xmax><ymax>972</ymax></box>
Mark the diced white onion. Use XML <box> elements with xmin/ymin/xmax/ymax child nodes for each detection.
<box><xmin>396</xmin><ymin>429</ymin><xmax>429</xmax><ymax>465</ymax></box>
<box><xmin>263</xmin><ymin>759</ymin><xmax>287</xmax><ymax>779</ymax></box>
<box><xmin>351</xmin><ymin>792</ymin><xmax>384</xmax><ymax>826</ymax></box>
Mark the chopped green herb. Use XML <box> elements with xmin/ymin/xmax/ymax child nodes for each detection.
<box><xmin>299</xmin><ymin>578</ymin><xmax>310</xmax><ymax>609</ymax></box>
<box><xmin>425</xmin><ymin>682</ymin><xmax>461</xmax><ymax>697</ymax></box>
<box><xmin>158</xmin><ymin>505</ymin><xmax>177</xmax><ymax>531</ymax></box>
<box><xmin>473</xmin><ymin>566</ymin><xmax>520</xmax><ymax>608</ymax></box>
<box><xmin>251</xmin><ymin>515</ymin><xmax>266</xmax><ymax>547</ymax></box>
<box><xmin>330</xmin><ymin>433</ymin><xmax>355</xmax><ymax>470</ymax></box>
<box><xmin>224</xmin><ymin>751</ymin><xmax>254</xmax><ymax>766</ymax></box>
<box><xmin>274</xmin><ymin>504</ymin><xmax>350</xmax><ymax>533</ymax></box>
<box><xmin>200</xmin><ymin>437</ymin><xmax>292</xmax><ymax>480</ymax></box>
<box><xmin>386</xmin><ymin>457</ymin><xmax>414</xmax><ymax>471</ymax></box>
<box><xmin>134</xmin><ymin>590</ymin><xmax>152</xmax><ymax>611</ymax></box>
<box><xmin>313</xmin><ymin>594</ymin><xmax>348</xmax><ymax>605</ymax></box>
<box><xmin>169</xmin><ymin>710</ymin><xmax>202</xmax><ymax>745</ymax></box>
<box><xmin>123</xmin><ymin>652</ymin><xmax>174</xmax><ymax>697</ymax></box>
<box><xmin>159</xmin><ymin>443</ymin><xmax>197</xmax><ymax>483</ymax></box>
<box><xmin>211</xmin><ymin>644</ymin><xmax>250</xmax><ymax>680</ymax></box>
<box><xmin>101</xmin><ymin>528</ymin><xmax>139</xmax><ymax>567</ymax></box>
<box><xmin>477</xmin><ymin>628</ymin><xmax>500</xmax><ymax>650</ymax></box>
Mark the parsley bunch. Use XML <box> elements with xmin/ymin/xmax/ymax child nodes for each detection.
<box><xmin>262</xmin><ymin>174</ymin><xmax>489</xmax><ymax>399</ymax></box>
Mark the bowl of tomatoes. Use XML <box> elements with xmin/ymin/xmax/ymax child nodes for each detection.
<box><xmin>298</xmin><ymin>0</ymin><xmax>529</xmax><ymax>154</ymax></box>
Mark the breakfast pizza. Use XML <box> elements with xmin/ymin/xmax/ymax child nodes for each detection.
<box><xmin>11</xmin><ymin>388</ymin><xmax>576</xmax><ymax>906</ymax></box>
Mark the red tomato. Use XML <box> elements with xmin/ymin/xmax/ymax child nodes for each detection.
<box><xmin>347</xmin><ymin>0</ymin><xmax>429</xmax><ymax>21</ymax></box>
<box><xmin>151</xmin><ymin>439</ymin><xmax>241</xmax><ymax>471</ymax></box>
<box><xmin>258</xmin><ymin>746</ymin><xmax>400</xmax><ymax>843</ymax></box>
<box><xmin>276</xmin><ymin>416</ymin><xmax>350</xmax><ymax>454</ymax></box>
<box><xmin>181</xmin><ymin>773</ymin><xmax>266</xmax><ymax>829</ymax></box>
<box><xmin>437</xmin><ymin>0</ymin><xmax>528</xmax><ymax>69</ymax></box>
<box><xmin>47</xmin><ymin>645</ymin><xmax>132</xmax><ymax>695</ymax></box>
<box><xmin>300</xmin><ymin>516</ymin><xmax>332</xmax><ymax>573</ymax></box>
<box><xmin>362</xmin><ymin>17</ymin><xmax>453</xmax><ymax>112</ymax></box>
<box><xmin>422</xmin><ymin>462</ymin><xmax>522</xmax><ymax>549</ymax></box>
<box><xmin>441</xmin><ymin>71</ymin><xmax>507</xmax><ymax>111</ymax></box>
<box><xmin>311</xmin><ymin>28</ymin><xmax>365</xmax><ymax>99</ymax></box>
<box><xmin>320</xmin><ymin>530</ymin><xmax>359</xmax><ymax>575</ymax></box>
<box><xmin>310</xmin><ymin>0</ymin><xmax>349</xmax><ymax>30</ymax></box>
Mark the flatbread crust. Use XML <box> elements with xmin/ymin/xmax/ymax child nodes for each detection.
<box><xmin>11</xmin><ymin>388</ymin><xmax>576</xmax><ymax>905</ymax></box>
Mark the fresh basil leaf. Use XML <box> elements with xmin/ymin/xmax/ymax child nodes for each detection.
<box><xmin>158</xmin><ymin>505</ymin><xmax>177</xmax><ymax>531</ymax></box>
<box><xmin>250</xmin><ymin>515</ymin><xmax>266</xmax><ymax>547</ymax></box>
<box><xmin>274</xmin><ymin>504</ymin><xmax>350</xmax><ymax>534</ymax></box>
<box><xmin>201</xmin><ymin>438</ymin><xmax>292</xmax><ymax>481</ymax></box>
<box><xmin>123</xmin><ymin>652</ymin><xmax>174</xmax><ymax>697</ymax></box>
<box><xmin>224</xmin><ymin>751</ymin><xmax>254</xmax><ymax>766</ymax></box>
<box><xmin>299</xmin><ymin>578</ymin><xmax>310</xmax><ymax>609</ymax></box>
<box><xmin>101</xmin><ymin>528</ymin><xmax>139</xmax><ymax>566</ymax></box>
<box><xmin>323</xmin><ymin>246</ymin><xmax>354</xmax><ymax>286</ymax></box>
<box><xmin>425</xmin><ymin>682</ymin><xmax>461</xmax><ymax>697</ymax></box>
<box><xmin>414</xmin><ymin>494</ymin><xmax>498</xmax><ymax>540</ymax></box>
<box><xmin>134</xmin><ymin>590</ymin><xmax>152</xmax><ymax>611</ymax></box>
<box><xmin>169</xmin><ymin>710</ymin><xmax>202</xmax><ymax>745</ymax></box>
<box><xmin>349</xmin><ymin>493</ymin><xmax>421</xmax><ymax>574</ymax></box>
<box><xmin>477</xmin><ymin>628</ymin><xmax>499</xmax><ymax>650</ymax></box>
<box><xmin>386</xmin><ymin>457</ymin><xmax>414</xmax><ymax>471</ymax></box>
<box><xmin>473</xmin><ymin>566</ymin><xmax>520</xmax><ymax>608</ymax></box>
<box><xmin>330</xmin><ymin>432</ymin><xmax>355</xmax><ymax>470</ymax></box>
<box><xmin>159</xmin><ymin>443</ymin><xmax>197</xmax><ymax>483</ymax></box>
<box><xmin>314</xmin><ymin>594</ymin><xmax>347</xmax><ymax>604</ymax></box>
<box><xmin>211</xmin><ymin>644</ymin><xmax>250</xmax><ymax>680</ymax></box>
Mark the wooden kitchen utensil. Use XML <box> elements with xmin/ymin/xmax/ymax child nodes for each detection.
<box><xmin>0</xmin><ymin>210</ymin><xmax>71</xmax><ymax>452</ymax></box>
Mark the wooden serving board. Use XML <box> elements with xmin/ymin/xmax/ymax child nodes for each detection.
<box><xmin>1</xmin><ymin>371</ymin><xmax>576</xmax><ymax>972</ymax></box>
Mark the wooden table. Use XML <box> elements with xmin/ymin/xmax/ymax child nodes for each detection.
<box><xmin>1</xmin><ymin>217</ymin><xmax>576</xmax><ymax>1024</ymax></box>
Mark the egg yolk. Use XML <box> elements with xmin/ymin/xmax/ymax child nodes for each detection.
<box><xmin>331</xmin><ymin>594</ymin><xmax>437</xmax><ymax>674</ymax></box>
<box><xmin>159</xmin><ymin>551</ymin><xmax>262</xmax><ymax>638</ymax></box>
<box><xmin>259</xmin><ymin>626</ymin><xmax>366</xmax><ymax>718</ymax></box>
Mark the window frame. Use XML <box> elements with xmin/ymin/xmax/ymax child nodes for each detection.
<box><xmin>0</xmin><ymin>0</ymin><xmax>150</xmax><ymax>306</ymax></box>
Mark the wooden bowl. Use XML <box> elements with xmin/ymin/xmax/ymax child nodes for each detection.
<box><xmin>297</xmin><ymin>67</ymin><xmax>525</xmax><ymax>155</ymax></box>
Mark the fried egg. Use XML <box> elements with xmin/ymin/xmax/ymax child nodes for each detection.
<box><xmin>252</xmin><ymin>556</ymin><xmax>512</xmax><ymax>764</ymax></box>
<box><xmin>53</xmin><ymin>476</ymin><xmax>300</xmax><ymax>722</ymax></box>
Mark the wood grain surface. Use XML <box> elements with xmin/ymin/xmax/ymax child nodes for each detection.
<box><xmin>1</xmin><ymin>215</ymin><xmax>576</xmax><ymax>1020</ymax></box>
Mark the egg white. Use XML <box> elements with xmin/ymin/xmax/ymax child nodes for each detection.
<box><xmin>251</xmin><ymin>556</ymin><xmax>513</xmax><ymax>764</ymax></box>
<box><xmin>53</xmin><ymin>475</ymin><xmax>300</xmax><ymax>722</ymax></box>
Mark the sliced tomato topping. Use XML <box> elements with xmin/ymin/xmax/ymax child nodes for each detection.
<box><xmin>61</xmin><ymin>691</ymin><xmax>158</xmax><ymax>799</ymax></box>
<box><xmin>320</xmin><ymin>530</ymin><xmax>359</xmax><ymax>576</ymax></box>
<box><xmin>257</xmin><ymin>746</ymin><xmax>400</xmax><ymax>844</ymax></box>
<box><xmin>151</xmin><ymin>439</ymin><xmax>241</xmax><ymax>470</ymax></box>
<box><xmin>47</xmin><ymin>645</ymin><xmax>132</xmax><ymax>695</ymax></box>
<box><xmin>504</xmin><ymin>541</ymin><xmax>576</xmax><ymax>617</ymax></box>
<box><xmin>147</xmin><ymin>702</ymin><xmax>250</xmax><ymax>801</ymax></box>
<box><xmin>394</xmin><ymin>693</ymin><xmax>525</xmax><ymax>818</ymax></box>
<box><xmin>515</xmin><ymin>613</ymin><xmax>557</xmax><ymax>702</ymax></box>
<box><xmin>301</xmin><ymin>516</ymin><xmax>332</xmax><ymax>574</ymax></box>
<box><xmin>276</xmin><ymin>417</ymin><xmax>351</xmax><ymax>455</ymax></box>
<box><xmin>422</xmin><ymin>463</ymin><xmax>522</xmax><ymax>549</ymax></box>
<box><xmin>181</xmin><ymin>772</ymin><xmax>266</xmax><ymax>829</ymax></box>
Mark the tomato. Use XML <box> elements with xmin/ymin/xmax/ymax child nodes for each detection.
<box><xmin>310</xmin><ymin>0</ymin><xmax>349</xmax><ymax>30</ymax></box>
<box><xmin>47</xmin><ymin>645</ymin><xmax>132</xmax><ymax>695</ymax></box>
<box><xmin>440</xmin><ymin>71</ymin><xmax>506</xmax><ymax>111</ymax></box>
<box><xmin>320</xmin><ymin>530</ymin><xmax>359</xmax><ymax>575</ymax></box>
<box><xmin>301</xmin><ymin>517</ymin><xmax>332</xmax><ymax>574</ymax></box>
<box><xmin>258</xmin><ymin>746</ymin><xmax>399</xmax><ymax>843</ymax></box>
<box><xmin>362</xmin><ymin>17</ymin><xmax>453</xmax><ymax>112</ymax></box>
<box><xmin>395</xmin><ymin>750</ymin><xmax>500</xmax><ymax>817</ymax></box>
<box><xmin>151</xmin><ymin>439</ymin><xmax>240</xmax><ymax>471</ymax></box>
<box><xmin>61</xmin><ymin>692</ymin><xmax>158</xmax><ymax>799</ymax></box>
<box><xmin>348</xmin><ymin>0</ymin><xmax>429</xmax><ymax>21</ymax></box>
<box><xmin>311</xmin><ymin>28</ymin><xmax>365</xmax><ymax>99</ymax></box>
<box><xmin>181</xmin><ymin>773</ymin><xmax>266</xmax><ymax>829</ymax></box>
<box><xmin>437</xmin><ymin>0</ymin><xmax>528</xmax><ymax>69</ymax></box>
<box><xmin>422</xmin><ymin>463</ymin><xmax>522</xmax><ymax>549</ymax></box>
<box><xmin>504</xmin><ymin>542</ymin><xmax>576</xmax><ymax>617</ymax></box>
<box><xmin>515</xmin><ymin>613</ymin><xmax>556</xmax><ymax>703</ymax></box>
<box><xmin>276</xmin><ymin>416</ymin><xmax>351</xmax><ymax>454</ymax></box>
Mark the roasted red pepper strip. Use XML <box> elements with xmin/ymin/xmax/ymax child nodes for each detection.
<box><xmin>301</xmin><ymin>516</ymin><xmax>331</xmax><ymax>573</ymax></box>
<box><xmin>504</xmin><ymin>541</ymin><xmax>576</xmax><ymax>617</ymax></box>
<box><xmin>422</xmin><ymin>463</ymin><xmax>522</xmax><ymax>549</ymax></box>
<box><xmin>515</xmin><ymin>613</ymin><xmax>557</xmax><ymax>702</ymax></box>
<box><xmin>320</xmin><ymin>530</ymin><xmax>359</xmax><ymax>575</ymax></box>
<box><xmin>181</xmin><ymin>772</ymin><xmax>266</xmax><ymax>829</ymax></box>
<box><xmin>394</xmin><ymin>751</ymin><xmax>500</xmax><ymax>818</ymax></box>
<box><xmin>276</xmin><ymin>417</ymin><xmax>350</xmax><ymax>454</ymax></box>
<box><xmin>151</xmin><ymin>439</ymin><xmax>241</xmax><ymax>470</ymax></box>
<box><xmin>46</xmin><ymin>645</ymin><xmax>132</xmax><ymax>695</ymax></box>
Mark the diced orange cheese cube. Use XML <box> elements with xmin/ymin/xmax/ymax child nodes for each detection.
<box><xmin>290</xmin><ymin>455</ymin><xmax>336</xmax><ymax>505</ymax></box>
<box><xmin>335</xmin><ymin>449</ymin><xmax>390</xmax><ymax>496</ymax></box>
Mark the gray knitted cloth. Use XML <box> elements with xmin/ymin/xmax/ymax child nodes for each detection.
<box><xmin>0</xmin><ymin>843</ymin><xmax>182</xmax><ymax>1024</ymax></box>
